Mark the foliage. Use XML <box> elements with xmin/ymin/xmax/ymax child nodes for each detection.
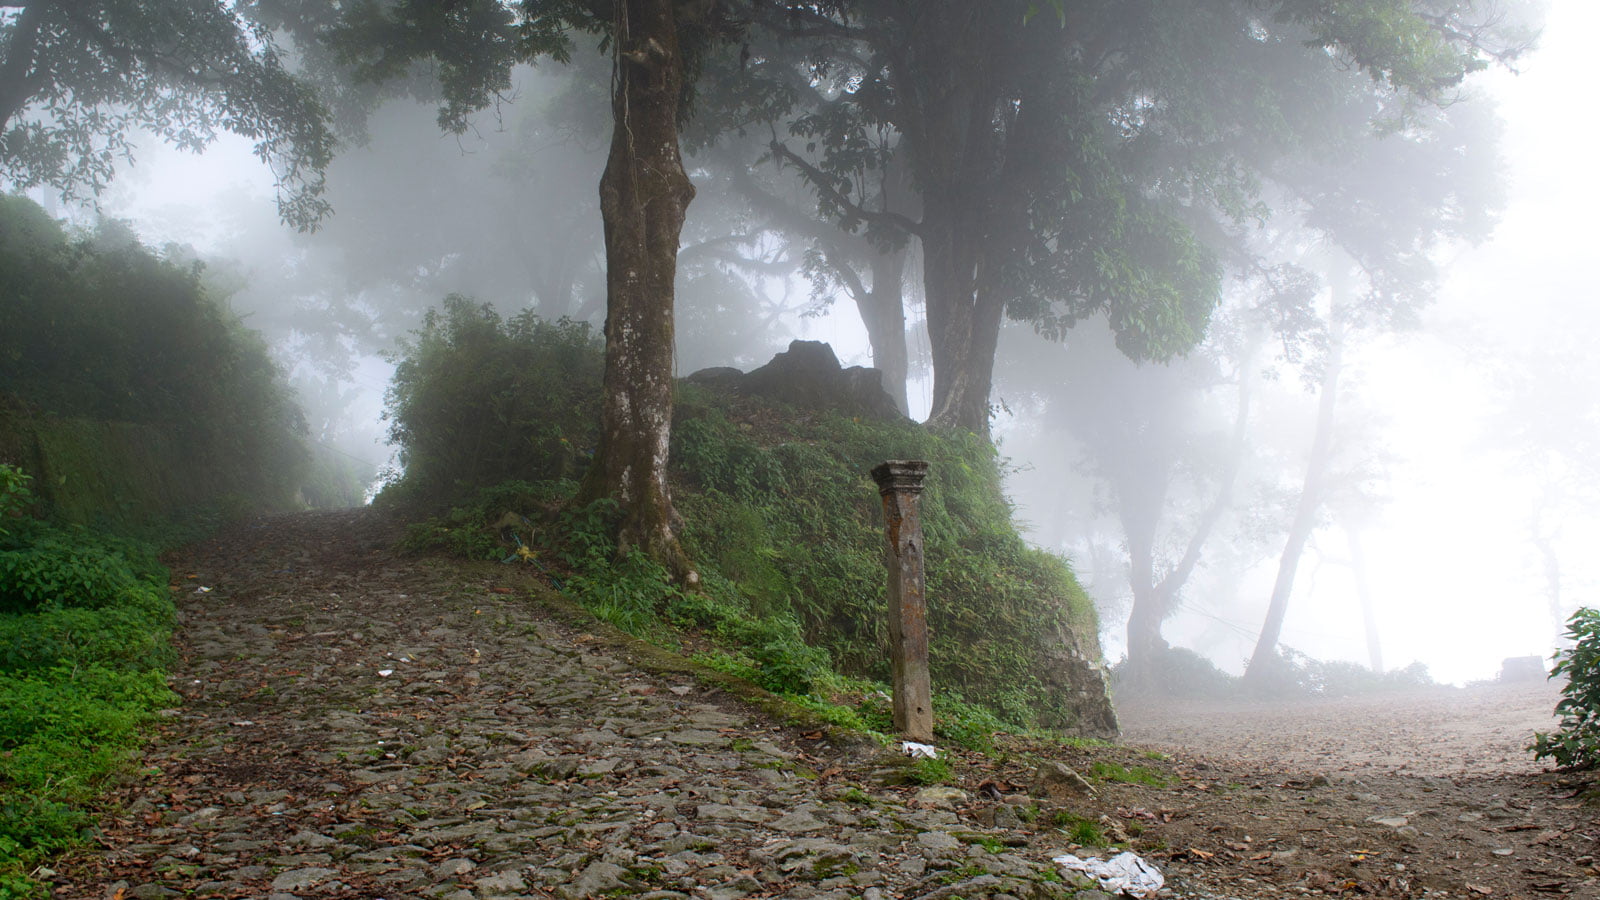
<box><xmin>0</xmin><ymin>467</ymin><xmax>31</xmax><ymax>536</ymax></box>
<box><xmin>1531</xmin><ymin>608</ymin><xmax>1600</xmax><ymax>771</ymax></box>
<box><xmin>0</xmin><ymin>0</ymin><xmax>334</xmax><ymax>229</ymax></box>
<box><xmin>0</xmin><ymin>196</ymin><xmax>312</xmax><ymax>517</ymax></box>
<box><xmin>0</xmin><ymin>475</ymin><xmax>178</xmax><ymax>897</ymax></box>
<box><xmin>671</xmin><ymin>393</ymin><xmax>1099</xmax><ymax>728</ymax></box>
<box><xmin>1252</xmin><ymin>648</ymin><xmax>1436</xmax><ymax>699</ymax></box>
<box><xmin>1110</xmin><ymin>646</ymin><xmax>1241</xmax><ymax>701</ymax></box>
<box><xmin>381</xmin><ymin>297</ymin><xmax>604</xmax><ymax>509</ymax></box>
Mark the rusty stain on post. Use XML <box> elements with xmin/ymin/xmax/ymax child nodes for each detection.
<box><xmin>871</xmin><ymin>459</ymin><xmax>932</xmax><ymax>743</ymax></box>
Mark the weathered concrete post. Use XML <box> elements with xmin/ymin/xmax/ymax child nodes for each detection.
<box><xmin>871</xmin><ymin>459</ymin><xmax>933</xmax><ymax>742</ymax></box>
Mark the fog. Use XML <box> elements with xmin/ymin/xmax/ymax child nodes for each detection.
<box><xmin>35</xmin><ymin>0</ymin><xmax>1592</xmax><ymax>686</ymax></box>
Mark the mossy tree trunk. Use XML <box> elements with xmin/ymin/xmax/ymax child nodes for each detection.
<box><xmin>576</xmin><ymin>0</ymin><xmax>696</xmax><ymax>583</ymax></box>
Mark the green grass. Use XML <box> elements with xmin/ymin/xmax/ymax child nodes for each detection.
<box><xmin>903</xmin><ymin>756</ymin><xmax>955</xmax><ymax>785</ymax></box>
<box><xmin>1088</xmin><ymin>760</ymin><xmax>1172</xmax><ymax>787</ymax></box>
<box><xmin>1050</xmin><ymin>811</ymin><xmax>1106</xmax><ymax>846</ymax></box>
<box><xmin>0</xmin><ymin>490</ymin><xmax>179</xmax><ymax>899</ymax></box>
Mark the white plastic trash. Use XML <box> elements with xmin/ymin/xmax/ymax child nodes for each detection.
<box><xmin>900</xmin><ymin>741</ymin><xmax>939</xmax><ymax>759</ymax></box>
<box><xmin>1053</xmin><ymin>851</ymin><xmax>1165</xmax><ymax>898</ymax></box>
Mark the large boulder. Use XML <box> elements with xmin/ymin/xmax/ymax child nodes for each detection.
<box><xmin>686</xmin><ymin>341</ymin><xmax>905</xmax><ymax>422</ymax></box>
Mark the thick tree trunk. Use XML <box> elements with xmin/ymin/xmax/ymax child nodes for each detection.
<box><xmin>576</xmin><ymin>0</ymin><xmax>696</xmax><ymax>583</ymax></box>
<box><xmin>860</xmin><ymin>247</ymin><xmax>910</xmax><ymax>415</ymax></box>
<box><xmin>921</xmin><ymin>205</ymin><xmax>1002</xmax><ymax>434</ymax></box>
<box><xmin>1245</xmin><ymin>321</ymin><xmax>1345</xmax><ymax>682</ymax></box>
<box><xmin>894</xmin><ymin>4</ymin><xmax>1007</xmax><ymax>436</ymax></box>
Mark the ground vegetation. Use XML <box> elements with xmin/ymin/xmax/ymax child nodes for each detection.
<box><xmin>0</xmin><ymin>465</ymin><xmax>178</xmax><ymax>899</ymax></box>
<box><xmin>1532</xmin><ymin>607</ymin><xmax>1600</xmax><ymax>770</ymax></box>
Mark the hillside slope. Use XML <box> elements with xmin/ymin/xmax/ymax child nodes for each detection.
<box><xmin>381</xmin><ymin>312</ymin><xmax>1116</xmax><ymax>735</ymax></box>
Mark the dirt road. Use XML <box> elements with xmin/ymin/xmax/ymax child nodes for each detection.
<box><xmin>1118</xmin><ymin>680</ymin><xmax>1565</xmax><ymax>777</ymax></box>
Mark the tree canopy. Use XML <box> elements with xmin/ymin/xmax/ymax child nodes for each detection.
<box><xmin>724</xmin><ymin>0</ymin><xmax>1531</xmax><ymax>433</ymax></box>
<box><xmin>0</xmin><ymin>0</ymin><xmax>337</xmax><ymax>228</ymax></box>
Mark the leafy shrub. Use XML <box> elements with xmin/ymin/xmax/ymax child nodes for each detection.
<box><xmin>0</xmin><ymin>466</ymin><xmax>31</xmax><ymax>534</ymax></box>
<box><xmin>1110</xmin><ymin>646</ymin><xmax>1239</xmax><ymax>700</ymax></box>
<box><xmin>1531</xmin><ymin>607</ymin><xmax>1600</xmax><ymax>770</ymax></box>
<box><xmin>1248</xmin><ymin>648</ymin><xmax>1435</xmax><ymax>699</ymax></box>
<box><xmin>381</xmin><ymin>296</ymin><xmax>603</xmax><ymax>508</ymax></box>
<box><xmin>670</xmin><ymin>399</ymin><xmax>1101</xmax><ymax>730</ymax></box>
<box><xmin>934</xmin><ymin>693</ymin><xmax>1008</xmax><ymax>753</ymax></box>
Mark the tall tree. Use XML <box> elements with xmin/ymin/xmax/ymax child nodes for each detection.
<box><xmin>570</xmin><ymin>0</ymin><xmax>699</xmax><ymax>579</ymax></box>
<box><xmin>0</xmin><ymin>0</ymin><xmax>335</xmax><ymax>228</ymax></box>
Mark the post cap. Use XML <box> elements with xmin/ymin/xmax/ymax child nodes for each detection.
<box><xmin>871</xmin><ymin>460</ymin><xmax>930</xmax><ymax>494</ymax></box>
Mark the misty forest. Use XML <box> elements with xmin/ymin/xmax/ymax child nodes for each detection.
<box><xmin>2</xmin><ymin>1</ymin><xmax>1597</xmax><ymax>898</ymax></box>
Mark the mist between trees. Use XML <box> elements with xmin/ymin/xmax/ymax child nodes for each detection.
<box><xmin>3</xmin><ymin>0</ymin><xmax>1582</xmax><ymax>690</ymax></box>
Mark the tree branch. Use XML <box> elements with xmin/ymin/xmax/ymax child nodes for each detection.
<box><xmin>822</xmin><ymin>245</ymin><xmax>868</xmax><ymax>303</ymax></box>
<box><xmin>678</xmin><ymin>232</ymin><xmax>799</xmax><ymax>276</ymax></box>
<box><xmin>768</xmin><ymin>139</ymin><xmax>923</xmax><ymax>238</ymax></box>
<box><xmin>747</xmin><ymin>2</ymin><xmax>872</xmax><ymax>43</ymax></box>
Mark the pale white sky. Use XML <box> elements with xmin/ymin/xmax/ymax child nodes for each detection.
<box><xmin>87</xmin><ymin>0</ymin><xmax>1598</xmax><ymax>684</ymax></box>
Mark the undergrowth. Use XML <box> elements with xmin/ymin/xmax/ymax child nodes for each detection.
<box><xmin>0</xmin><ymin>466</ymin><xmax>179</xmax><ymax>899</ymax></box>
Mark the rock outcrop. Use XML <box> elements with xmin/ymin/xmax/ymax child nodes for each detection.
<box><xmin>687</xmin><ymin>340</ymin><xmax>904</xmax><ymax>423</ymax></box>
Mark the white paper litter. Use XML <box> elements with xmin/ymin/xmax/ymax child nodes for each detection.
<box><xmin>1053</xmin><ymin>851</ymin><xmax>1165</xmax><ymax>898</ymax></box>
<box><xmin>377</xmin><ymin>669</ymin><xmax>394</xmax><ymax>677</ymax></box>
<box><xmin>900</xmin><ymin>741</ymin><xmax>939</xmax><ymax>759</ymax></box>
<box><xmin>193</xmin><ymin>586</ymin><xmax>213</xmax><ymax>594</ymax></box>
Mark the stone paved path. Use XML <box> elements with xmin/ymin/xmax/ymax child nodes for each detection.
<box><xmin>56</xmin><ymin>510</ymin><xmax>1091</xmax><ymax>900</ymax></box>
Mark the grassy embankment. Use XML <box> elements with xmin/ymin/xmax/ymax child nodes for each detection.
<box><xmin>381</xmin><ymin>298</ymin><xmax>1114</xmax><ymax>750</ymax></box>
